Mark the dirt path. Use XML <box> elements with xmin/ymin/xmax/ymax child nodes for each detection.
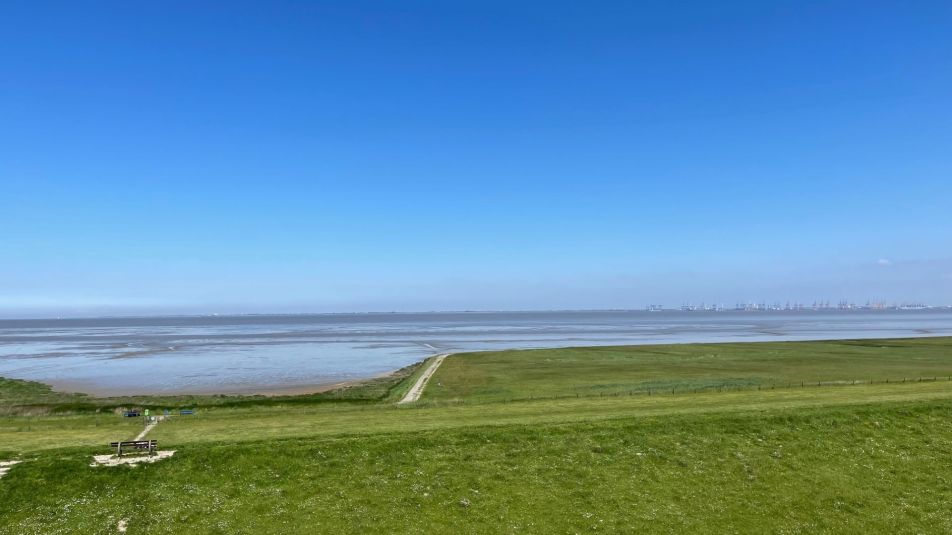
<box><xmin>399</xmin><ymin>354</ymin><xmax>447</xmax><ymax>404</ymax></box>
<box><xmin>134</xmin><ymin>416</ymin><xmax>163</xmax><ymax>441</ymax></box>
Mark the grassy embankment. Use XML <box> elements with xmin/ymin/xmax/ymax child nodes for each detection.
<box><xmin>2</xmin><ymin>338</ymin><xmax>952</xmax><ymax>533</ymax></box>
<box><xmin>423</xmin><ymin>337</ymin><xmax>952</xmax><ymax>402</ymax></box>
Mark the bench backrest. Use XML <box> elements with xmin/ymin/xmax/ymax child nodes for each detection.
<box><xmin>110</xmin><ymin>440</ymin><xmax>157</xmax><ymax>447</ymax></box>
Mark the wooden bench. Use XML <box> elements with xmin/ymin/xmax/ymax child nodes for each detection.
<box><xmin>109</xmin><ymin>439</ymin><xmax>157</xmax><ymax>457</ymax></box>
<box><xmin>179</xmin><ymin>409</ymin><xmax>194</xmax><ymax>415</ymax></box>
<box><xmin>121</xmin><ymin>411</ymin><xmax>141</xmax><ymax>418</ymax></box>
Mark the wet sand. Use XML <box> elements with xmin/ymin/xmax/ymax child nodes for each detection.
<box><xmin>46</xmin><ymin>368</ymin><xmax>402</xmax><ymax>398</ymax></box>
<box><xmin>46</xmin><ymin>377</ymin><xmax>362</xmax><ymax>398</ymax></box>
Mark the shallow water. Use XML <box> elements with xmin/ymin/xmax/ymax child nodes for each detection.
<box><xmin>1</xmin><ymin>310</ymin><xmax>951</xmax><ymax>395</ymax></box>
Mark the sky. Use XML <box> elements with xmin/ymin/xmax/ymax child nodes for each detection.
<box><xmin>1</xmin><ymin>1</ymin><xmax>950</xmax><ymax>317</ymax></box>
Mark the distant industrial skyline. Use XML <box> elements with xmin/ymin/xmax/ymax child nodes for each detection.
<box><xmin>655</xmin><ymin>301</ymin><xmax>946</xmax><ymax>312</ymax></box>
<box><xmin>3</xmin><ymin>299</ymin><xmax>952</xmax><ymax>320</ymax></box>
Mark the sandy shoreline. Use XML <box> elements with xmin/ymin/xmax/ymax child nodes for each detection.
<box><xmin>44</xmin><ymin>372</ymin><xmax>397</xmax><ymax>398</ymax></box>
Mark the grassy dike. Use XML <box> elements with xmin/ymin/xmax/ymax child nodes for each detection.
<box><xmin>422</xmin><ymin>337</ymin><xmax>952</xmax><ymax>402</ymax></box>
<box><xmin>2</xmin><ymin>338</ymin><xmax>952</xmax><ymax>533</ymax></box>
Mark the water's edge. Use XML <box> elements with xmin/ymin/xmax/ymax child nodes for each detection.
<box><xmin>2</xmin><ymin>310</ymin><xmax>951</xmax><ymax>396</ymax></box>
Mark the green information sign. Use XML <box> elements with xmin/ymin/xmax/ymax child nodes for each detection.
<box><xmin>144</xmin><ymin>409</ymin><xmax>150</xmax><ymax>416</ymax></box>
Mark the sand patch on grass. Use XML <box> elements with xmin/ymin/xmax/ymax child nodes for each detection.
<box><xmin>0</xmin><ymin>460</ymin><xmax>22</xmax><ymax>479</ymax></box>
<box><xmin>90</xmin><ymin>451</ymin><xmax>175</xmax><ymax>467</ymax></box>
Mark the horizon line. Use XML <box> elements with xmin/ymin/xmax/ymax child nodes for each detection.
<box><xmin>2</xmin><ymin>305</ymin><xmax>951</xmax><ymax>322</ymax></box>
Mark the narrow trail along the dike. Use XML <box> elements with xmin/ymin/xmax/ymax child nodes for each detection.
<box><xmin>399</xmin><ymin>354</ymin><xmax>448</xmax><ymax>403</ymax></box>
<box><xmin>134</xmin><ymin>416</ymin><xmax>163</xmax><ymax>441</ymax></box>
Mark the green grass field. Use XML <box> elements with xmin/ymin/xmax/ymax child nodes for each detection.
<box><xmin>423</xmin><ymin>337</ymin><xmax>952</xmax><ymax>402</ymax></box>
<box><xmin>2</xmin><ymin>337</ymin><xmax>952</xmax><ymax>533</ymax></box>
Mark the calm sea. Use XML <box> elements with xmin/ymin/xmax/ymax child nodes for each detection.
<box><xmin>1</xmin><ymin>310</ymin><xmax>951</xmax><ymax>395</ymax></box>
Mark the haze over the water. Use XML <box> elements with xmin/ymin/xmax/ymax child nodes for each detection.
<box><xmin>1</xmin><ymin>2</ymin><xmax>950</xmax><ymax>318</ymax></box>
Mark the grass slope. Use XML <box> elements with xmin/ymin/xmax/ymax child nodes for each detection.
<box><xmin>0</xmin><ymin>377</ymin><xmax>90</xmax><ymax>408</ymax></box>
<box><xmin>3</xmin><ymin>380</ymin><xmax>952</xmax><ymax>455</ymax></box>
<box><xmin>424</xmin><ymin>337</ymin><xmax>952</xmax><ymax>402</ymax></box>
<box><xmin>4</xmin><ymin>338</ymin><xmax>952</xmax><ymax>533</ymax></box>
<box><xmin>1</xmin><ymin>399</ymin><xmax>951</xmax><ymax>533</ymax></box>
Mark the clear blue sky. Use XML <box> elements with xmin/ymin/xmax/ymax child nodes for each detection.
<box><xmin>1</xmin><ymin>1</ymin><xmax>950</xmax><ymax>317</ymax></box>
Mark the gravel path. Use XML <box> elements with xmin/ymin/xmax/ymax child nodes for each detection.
<box><xmin>399</xmin><ymin>354</ymin><xmax>447</xmax><ymax>403</ymax></box>
<box><xmin>134</xmin><ymin>416</ymin><xmax>163</xmax><ymax>441</ymax></box>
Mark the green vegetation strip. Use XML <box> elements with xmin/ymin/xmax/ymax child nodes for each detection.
<box><xmin>424</xmin><ymin>337</ymin><xmax>952</xmax><ymax>402</ymax></box>
<box><xmin>2</xmin><ymin>381</ymin><xmax>951</xmax><ymax>454</ymax></box>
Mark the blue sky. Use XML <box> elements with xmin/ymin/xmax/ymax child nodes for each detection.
<box><xmin>1</xmin><ymin>1</ymin><xmax>950</xmax><ymax>317</ymax></box>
